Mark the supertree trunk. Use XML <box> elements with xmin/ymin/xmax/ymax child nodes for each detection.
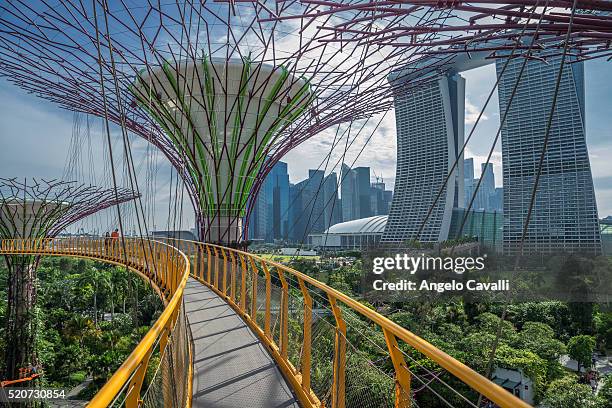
<box><xmin>3</xmin><ymin>254</ymin><xmax>40</xmax><ymax>380</ymax></box>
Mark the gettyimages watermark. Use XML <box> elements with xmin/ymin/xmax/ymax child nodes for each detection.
<box><xmin>368</xmin><ymin>253</ymin><xmax>509</xmax><ymax>295</ymax></box>
<box><xmin>372</xmin><ymin>253</ymin><xmax>486</xmax><ymax>274</ymax></box>
<box><xmin>361</xmin><ymin>249</ymin><xmax>612</xmax><ymax>304</ymax></box>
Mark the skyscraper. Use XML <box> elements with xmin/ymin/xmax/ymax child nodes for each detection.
<box><xmin>473</xmin><ymin>162</ymin><xmax>496</xmax><ymax>210</ymax></box>
<box><xmin>371</xmin><ymin>181</ymin><xmax>393</xmax><ymax>216</ymax></box>
<box><xmin>480</xmin><ymin>163</ymin><xmax>495</xmax><ymax>201</ymax></box>
<box><xmin>341</xmin><ymin>165</ymin><xmax>373</xmax><ymax>222</ymax></box>
<box><xmin>340</xmin><ymin>164</ymin><xmax>355</xmax><ymax>222</ymax></box>
<box><xmin>497</xmin><ymin>55</ymin><xmax>601</xmax><ymax>254</ymax></box>
<box><xmin>248</xmin><ymin>161</ymin><xmax>290</xmax><ymax>242</ymax></box>
<box><xmin>323</xmin><ymin>172</ymin><xmax>342</xmax><ymax>228</ymax></box>
<box><xmin>382</xmin><ymin>72</ymin><xmax>465</xmax><ymax>243</ymax></box>
<box><xmin>464</xmin><ymin>158</ymin><xmax>475</xmax><ymax>208</ymax></box>
<box><xmin>289</xmin><ymin>170</ymin><xmax>340</xmax><ymax>243</ymax></box>
<box><xmin>492</xmin><ymin>187</ymin><xmax>504</xmax><ymax>212</ymax></box>
<box><xmin>271</xmin><ymin>162</ymin><xmax>290</xmax><ymax>240</ymax></box>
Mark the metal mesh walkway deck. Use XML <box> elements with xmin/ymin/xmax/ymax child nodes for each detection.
<box><xmin>184</xmin><ymin>278</ymin><xmax>300</xmax><ymax>408</ymax></box>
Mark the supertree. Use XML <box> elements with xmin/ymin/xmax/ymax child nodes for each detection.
<box><xmin>0</xmin><ymin>178</ymin><xmax>138</xmax><ymax>379</ymax></box>
<box><xmin>0</xmin><ymin>0</ymin><xmax>401</xmax><ymax>244</ymax></box>
<box><xmin>266</xmin><ymin>1</ymin><xmax>612</xmax><ymax>94</ymax></box>
<box><xmin>267</xmin><ymin>1</ymin><xmax>612</xmax><ymax>60</ymax></box>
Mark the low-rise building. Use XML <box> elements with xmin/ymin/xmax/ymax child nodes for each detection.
<box><xmin>308</xmin><ymin>215</ymin><xmax>387</xmax><ymax>250</ymax></box>
<box><xmin>491</xmin><ymin>367</ymin><xmax>534</xmax><ymax>405</ymax></box>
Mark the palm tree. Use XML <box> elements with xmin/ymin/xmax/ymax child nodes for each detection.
<box><xmin>78</xmin><ymin>267</ymin><xmax>112</xmax><ymax>326</ymax></box>
<box><xmin>65</xmin><ymin>315</ymin><xmax>95</xmax><ymax>347</ymax></box>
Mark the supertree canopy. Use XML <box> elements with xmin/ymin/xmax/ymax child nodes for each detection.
<box><xmin>267</xmin><ymin>1</ymin><xmax>612</xmax><ymax>92</ymax></box>
<box><xmin>130</xmin><ymin>57</ymin><xmax>314</xmax><ymax>242</ymax></box>
<box><xmin>0</xmin><ymin>178</ymin><xmax>139</xmax><ymax>239</ymax></box>
<box><xmin>268</xmin><ymin>1</ymin><xmax>612</xmax><ymax>60</ymax></box>
<box><xmin>0</xmin><ymin>0</ymin><xmax>397</xmax><ymax>243</ymax></box>
<box><xmin>0</xmin><ymin>178</ymin><xmax>138</xmax><ymax>379</ymax></box>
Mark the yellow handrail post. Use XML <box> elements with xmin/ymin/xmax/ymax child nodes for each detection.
<box><xmin>170</xmin><ymin>249</ymin><xmax>177</xmax><ymax>294</ymax></box>
<box><xmin>199</xmin><ymin>243</ymin><xmax>205</xmax><ymax>281</ymax></box>
<box><xmin>277</xmin><ymin>267</ymin><xmax>289</xmax><ymax>360</ymax></box>
<box><xmin>249</xmin><ymin>256</ymin><xmax>258</xmax><ymax>318</ymax></box>
<box><xmin>160</xmin><ymin>250</ymin><xmax>167</xmax><ymax>291</ymax></box>
<box><xmin>159</xmin><ymin>324</ymin><xmax>172</xmax><ymax>408</ymax></box>
<box><xmin>229</xmin><ymin>251</ymin><xmax>236</xmax><ymax>302</ymax></box>
<box><xmin>383</xmin><ymin>329</ymin><xmax>411</xmax><ymax>408</ymax></box>
<box><xmin>329</xmin><ymin>295</ymin><xmax>346</xmax><ymax>408</ymax></box>
<box><xmin>205</xmin><ymin>245</ymin><xmax>211</xmax><ymax>283</ymax></box>
<box><xmin>187</xmin><ymin>241</ymin><xmax>193</xmax><ymax>278</ymax></box>
<box><xmin>298</xmin><ymin>278</ymin><xmax>312</xmax><ymax>394</ymax></box>
<box><xmin>213</xmin><ymin>247</ymin><xmax>219</xmax><ymax>289</ymax></box>
<box><xmin>124</xmin><ymin>346</ymin><xmax>154</xmax><ymax>408</ymax></box>
<box><xmin>221</xmin><ymin>249</ymin><xmax>228</xmax><ymax>295</ymax></box>
<box><xmin>153</xmin><ymin>241</ymin><xmax>160</xmax><ymax>285</ymax></box>
<box><xmin>239</xmin><ymin>253</ymin><xmax>247</xmax><ymax>310</ymax></box>
<box><xmin>261</xmin><ymin>261</ymin><xmax>272</xmax><ymax>339</ymax></box>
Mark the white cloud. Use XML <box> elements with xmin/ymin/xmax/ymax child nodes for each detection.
<box><xmin>465</xmin><ymin>99</ymin><xmax>488</xmax><ymax>125</ymax></box>
<box><xmin>284</xmin><ymin>111</ymin><xmax>397</xmax><ymax>188</ymax></box>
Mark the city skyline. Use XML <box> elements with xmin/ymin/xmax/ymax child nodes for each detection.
<box><xmin>1</xmin><ymin>59</ymin><xmax>611</xmax><ymax>235</ymax></box>
<box><xmin>248</xmin><ymin>160</ymin><xmax>393</xmax><ymax>243</ymax></box>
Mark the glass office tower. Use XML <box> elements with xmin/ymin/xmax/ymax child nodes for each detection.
<box><xmin>341</xmin><ymin>164</ymin><xmax>372</xmax><ymax>222</ymax></box>
<box><xmin>248</xmin><ymin>160</ymin><xmax>290</xmax><ymax>242</ymax></box>
<box><xmin>496</xmin><ymin>56</ymin><xmax>601</xmax><ymax>254</ymax></box>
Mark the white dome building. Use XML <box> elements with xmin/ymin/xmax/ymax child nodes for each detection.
<box><xmin>308</xmin><ymin>215</ymin><xmax>388</xmax><ymax>250</ymax></box>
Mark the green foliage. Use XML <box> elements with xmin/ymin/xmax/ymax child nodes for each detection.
<box><xmin>517</xmin><ymin>322</ymin><xmax>566</xmax><ymax>363</ymax></box>
<box><xmin>69</xmin><ymin>371</ymin><xmax>87</xmax><ymax>385</ymax></box>
<box><xmin>0</xmin><ymin>256</ymin><xmax>163</xmax><ymax>395</ymax></box>
<box><xmin>472</xmin><ymin>312</ymin><xmax>519</xmax><ymax>344</ymax></box>
<box><xmin>599</xmin><ymin>374</ymin><xmax>612</xmax><ymax>408</ymax></box>
<box><xmin>287</xmin><ymin>258</ymin><xmax>319</xmax><ymax>277</ymax></box>
<box><xmin>502</xmin><ymin>301</ymin><xmax>571</xmax><ymax>338</ymax></box>
<box><xmin>403</xmin><ymin>239</ymin><xmax>422</xmax><ymax>249</ymax></box>
<box><xmin>542</xmin><ymin>376</ymin><xmax>601</xmax><ymax>408</ymax></box>
<box><xmin>458</xmin><ymin>332</ymin><xmax>498</xmax><ymax>372</ymax></box>
<box><xmin>326</xmin><ymin>261</ymin><xmax>363</xmax><ymax>296</ymax></box>
<box><xmin>594</xmin><ymin>311</ymin><xmax>612</xmax><ymax>352</ymax></box>
<box><xmin>440</xmin><ymin>236</ymin><xmax>478</xmax><ymax>248</ymax></box>
<box><xmin>494</xmin><ymin>345</ymin><xmax>547</xmax><ymax>399</ymax></box>
<box><xmin>567</xmin><ymin>335</ymin><xmax>596</xmax><ymax>372</ymax></box>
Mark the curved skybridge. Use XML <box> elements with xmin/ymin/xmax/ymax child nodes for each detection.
<box><xmin>0</xmin><ymin>237</ymin><xmax>530</xmax><ymax>408</ymax></box>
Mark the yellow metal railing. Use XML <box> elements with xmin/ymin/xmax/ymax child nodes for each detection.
<box><xmin>160</xmin><ymin>238</ymin><xmax>531</xmax><ymax>408</ymax></box>
<box><xmin>1</xmin><ymin>236</ymin><xmax>532</xmax><ymax>407</ymax></box>
<box><xmin>0</xmin><ymin>237</ymin><xmax>192</xmax><ymax>408</ymax></box>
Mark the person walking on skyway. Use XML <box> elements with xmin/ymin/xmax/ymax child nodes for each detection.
<box><xmin>111</xmin><ymin>229</ymin><xmax>120</xmax><ymax>254</ymax></box>
<box><xmin>104</xmin><ymin>231</ymin><xmax>111</xmax><ymax>252</ymax></box>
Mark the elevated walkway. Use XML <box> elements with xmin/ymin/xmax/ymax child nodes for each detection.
<box><xmin>185</xmin><ymin>278</ymin><xmax>299</xmax><ymax>408</ymax></box>
<box><xmin>0</xmin><ymin>237</ymin><xmax>533</xmax><ymax>408</ymax></box>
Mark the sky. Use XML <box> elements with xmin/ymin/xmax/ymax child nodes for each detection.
<box><xmin>285</xmin><ymin>58</ymin><xmax>612</xmax><ymax>217</ymax></box>
<box><xmin>1</xmin><ymin>57</ymin><xmax>611</xmax><ymax>233</ymax></box>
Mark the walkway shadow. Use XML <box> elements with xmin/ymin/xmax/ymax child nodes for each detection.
<box><xmin>185</xmin><ymin>278</ymin><xmax>299</xmax><ymax>408</ymax></box>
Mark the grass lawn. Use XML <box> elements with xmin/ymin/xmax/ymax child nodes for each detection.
<box><xmin>258</xmin><ymin>254</ymin><xmax>320</xmax><ymax>262</ymax></box>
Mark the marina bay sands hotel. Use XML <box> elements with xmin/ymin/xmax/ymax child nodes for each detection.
<box><xmin>383</xmin><ymin>51</ymin><xmax>602</xmax><ymax>254</ymax></box>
